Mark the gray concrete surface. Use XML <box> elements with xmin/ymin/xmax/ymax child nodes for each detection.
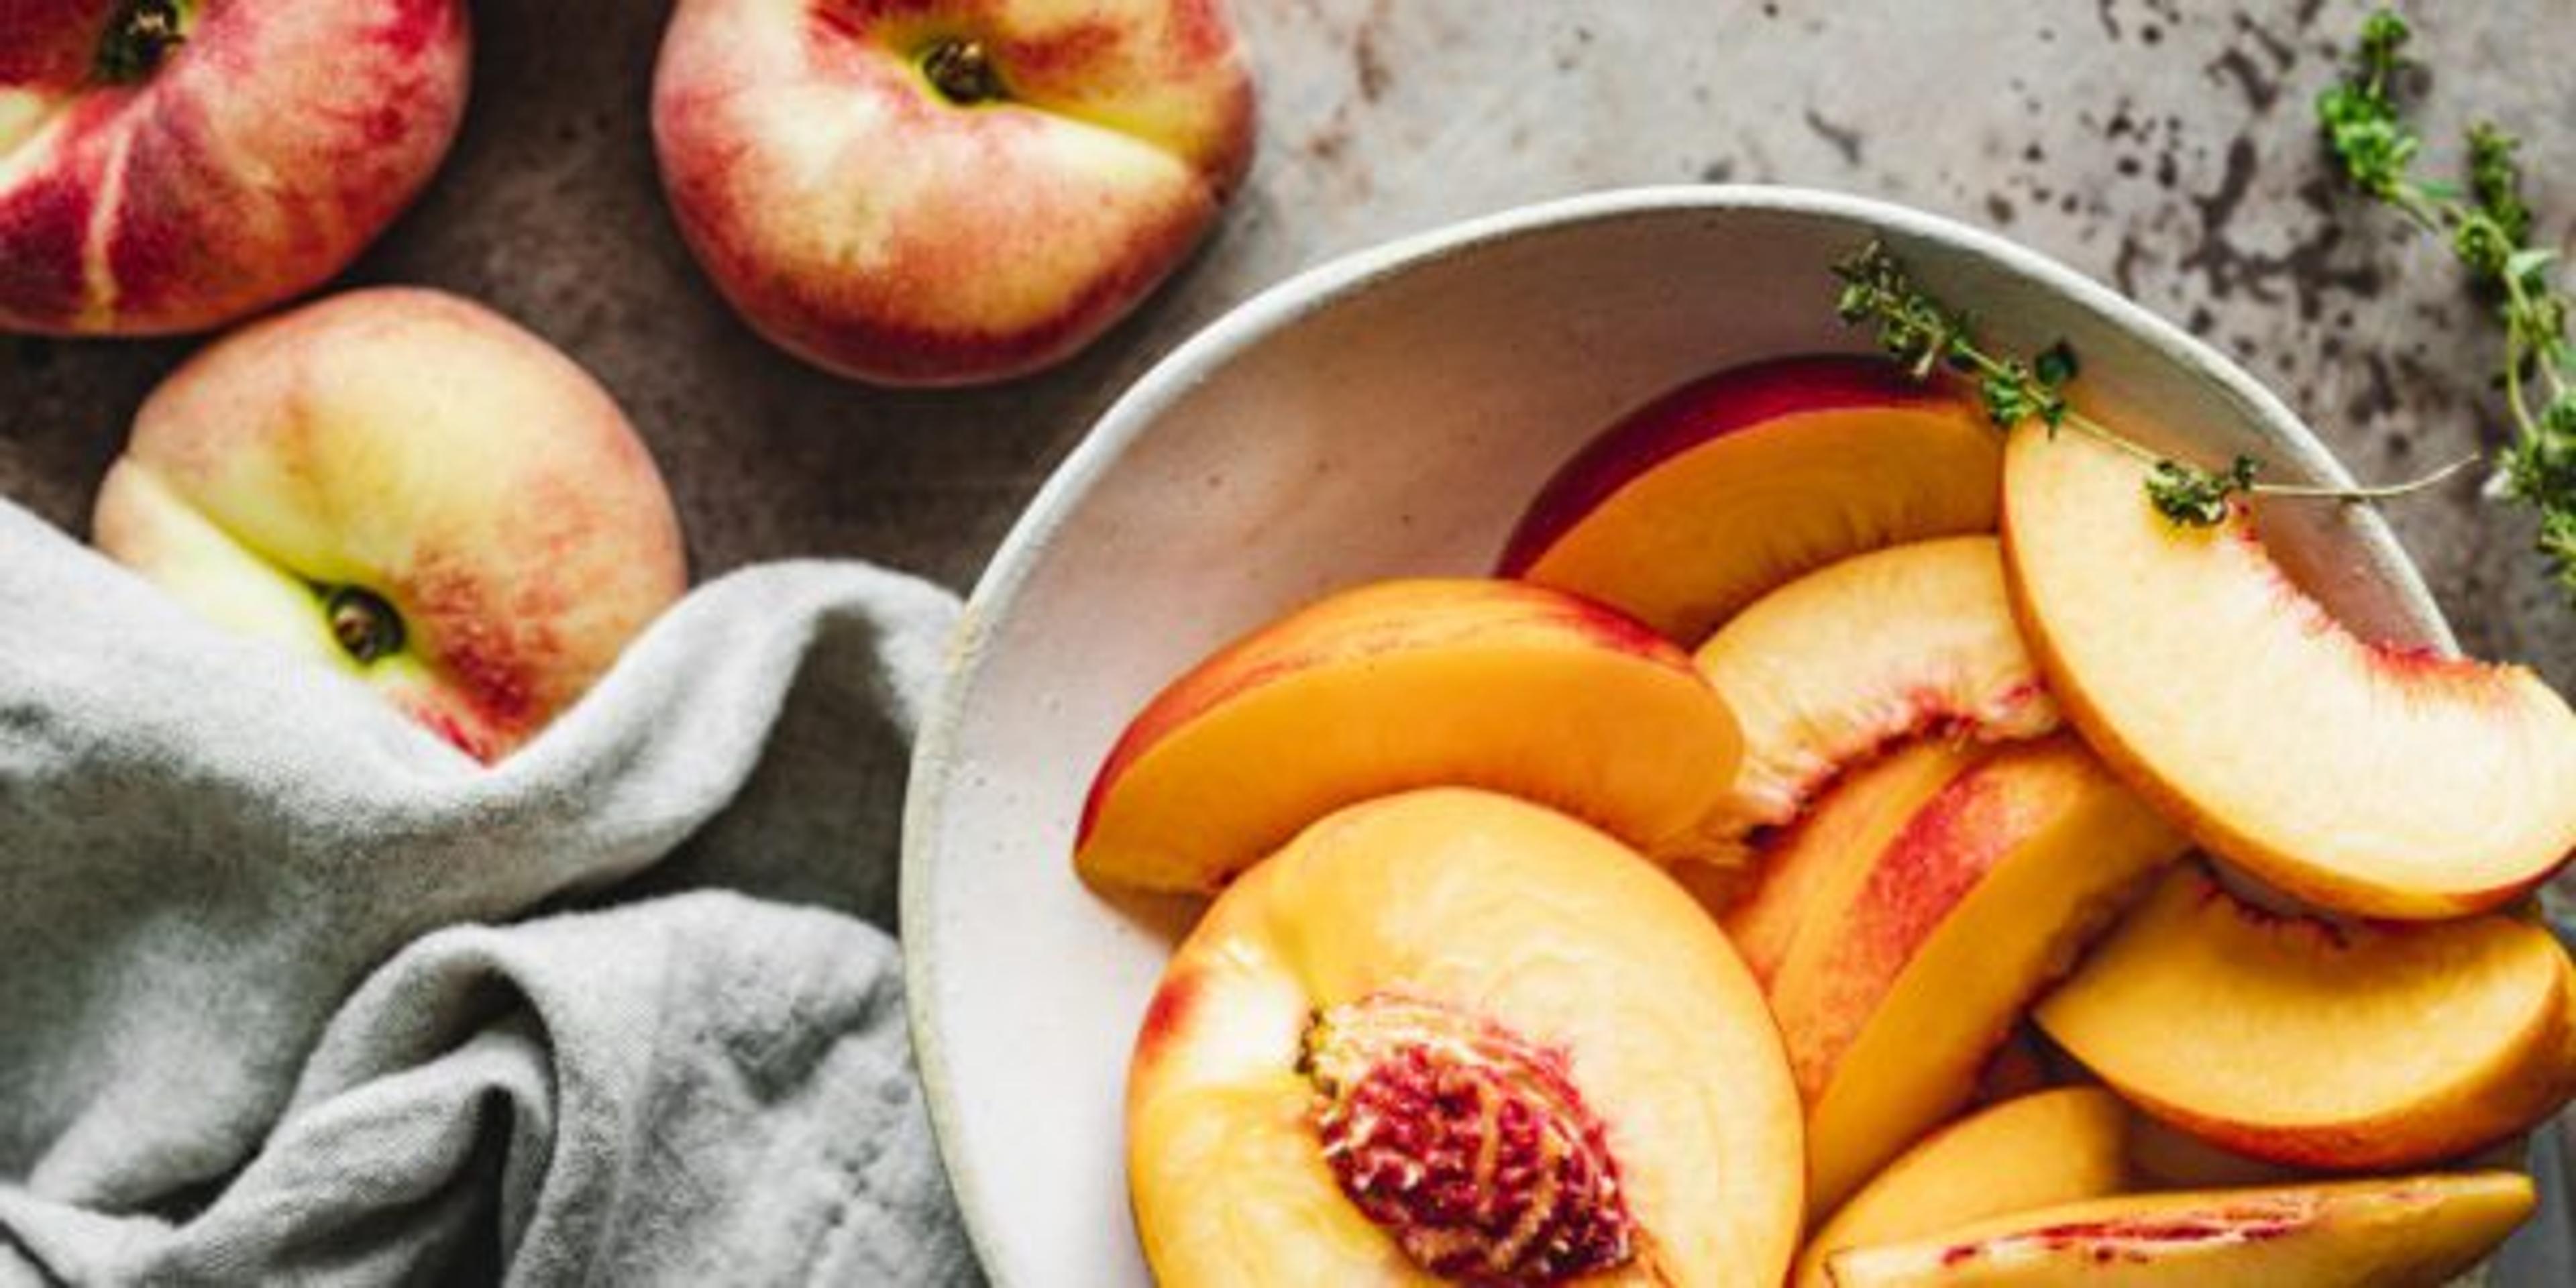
<box><xmin>4</xmin><ymin>0</ymin><xmax>2569</xmax><ymax>692</ymax></box>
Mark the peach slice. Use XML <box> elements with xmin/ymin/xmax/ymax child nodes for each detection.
<box><xmin>1745</xmin><ymin>733</ymin><xmax>2190</xmax><ymax>1210</ymax></box>
<box><xmin>1823</xmin><ymin>1171</ymin><xmax>2535</xmax><ymax>1287</ymax></box>
<box><xmin>1721</xmin><ymin>739</ymin><xmax>1985</xmax><ymax>985</ymax></box>
<box><xmin>1126</xmin><ymin>788</ymin><xmax>1803</xmax><ymax>1286</ymax></box>
<box><xmin>1075</xmin><ymin>578</ymin><xmax>1741</xmax><ymax>894</ymax></box>
<box><xmin>1794</xmin><ymin>1087</ymin><xmax>2131</xmax><ymax>1288</ymax></box>
<box><xmin>1499</xmin><ymin>356</ymin><xmax>2002</xmax><ymax>644</ymax></box>
<box><xmin>2034</xmin><ymin>866</ymin><xmax>2576</xmax><ymax>1171</ymax></box>
<box><xmin>1686</xmin><ymin>536</ymin><xmax>2057</xmax><ymax>865</ymax></box>
<box><xmin>2001</xmin><ymin>423</ymin><xmax>2576</xmax><ymax>918</ymax></box>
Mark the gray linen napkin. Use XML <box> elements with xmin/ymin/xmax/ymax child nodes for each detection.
<box><xmin>0</xmin><ymin>498</ymin><xmax>979</xmax><ymax>1285</ymax></box>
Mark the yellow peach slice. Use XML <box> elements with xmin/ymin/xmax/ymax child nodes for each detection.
<box><xmin>2035</xmin><ymin>866</ymin><xmax>2576</xmax><ymax>1171</ymax></box>
<box><xmin>1075</xmin><ymin>578</ymin><xmax>1741</xmax><ymax>894</ymax></box>
<box><xmin>1500</xmin><ymin>356</ymin><xmax>2002</xmax><ymax>644</ymax></box>
<box><xmin>1756</xmin><ymin>735</ymin><xmax>2191</xmax><ymax>1210</ymax></box>
<box><xmin>1823</xmin><ymin>1171</ymin><xmax>2536</xmax><ymax>1287</ymax></box>
<box><xmin>1126</xmin><ymin>789</ymin><xmax>1804</xmax><ymax>1286</ymax></box>
<box><xmin>1721</xmin><ymin>740</ymin><xmax>1985</xmax><ymax>985</ymax></box>
<box><xmin>1794</xmin><ymin>1087</ymin><xmax>2131</xmax><ymax>1288</ymax></box>
<box><xmin>2002</xmin><ymin>422</ymin><xmax>2576</xmax><ymax>918</ymax></box>
<box><xmin>1686</xmin><ymin>536</ymin><xmax>2057</xmax><ymax>867</ymax></box>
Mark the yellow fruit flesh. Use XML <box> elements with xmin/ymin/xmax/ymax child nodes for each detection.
<box><xmin>2036</xmin><ymin>867</ymin><xmax>2576</xmax><ymax>1169</ymax></box>
<box><xmin>1794</xmin><ymin>1087</ymin><xmax>2131</xmax><ymax>1288</ymax></box>
<box><xmin>1077</xmin><ymin>580</ymin><xmax>1739</xmax><ymax>894</ymax></box>
<box><xmin>1126</xmin><ymin>789</ymin><xmax>1803</xmax><ymax>1287</ymax></box>
<box><xmin>2002</xmin><ymin>423</ymin><xmax>2576</xmax><ymax>918</ymax></box>
<box><xmin>1784</xmin><ymin>737</ymin><xmax>2190</xmax><ymax>1210</ymax></box>
<box><xmin>1523</xmin><ymin>402</ymin><xmax>2001</xmax><ymax>643</ymax></box>
<box><xmin>1823</xmin><ymin>1171</ymin><xmax>2536</xmax><ymax>1287</ymax></box>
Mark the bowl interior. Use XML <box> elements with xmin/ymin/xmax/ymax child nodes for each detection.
<box><xmin>902</xmin><ymin>186</ymin><xmax>2453</xmax><ymax>1285</ymax></box>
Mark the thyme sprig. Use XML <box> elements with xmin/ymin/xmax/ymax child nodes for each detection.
<box><xmin>1830</xmin><ymin>241</ymin><xmax>2472</xmax><ymax>526</ymax></box>
<box><xmin>2318</xmin><ymin>8</ymin><xmax>2576</xmax><ymax>599</ymax></box>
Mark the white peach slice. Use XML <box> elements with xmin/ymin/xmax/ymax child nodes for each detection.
<box><xmin>1686</xmin><ymin>535</ymin><xmax>2057</xmax><ymax>865</ymax></box>
<box><xmin>1499</xmin><ymin>356</ymin><xmax>2002</xmax><ymax>644</ymax></box>
<box><xmin>1823</xmin><ymin>1171</ymin><xmax>2536</xmax><ymax>1287</ymax></box>
<box><xmin>1126</xmin><ymin>788</ymin><xmax>1804</xmax><ymax>1286</ymax></box>
<box><xmin>2001</xmin><ymin>422</ymin><xmax>2576</xmax><ymax>918</ymax></box>
<box><xmin>2035</xmin><ymin>865</ymin><xmax>2576</xmax><ymax>1171</ymax></box>
<box><xmin>1075</xmin><ymin>578</ymin><xmax>1742</xmax><ymax>894</ymax></box>
<box><xmin>1794</xmin><ymin>1087</ymin><xmax>2131</xmax><ymax>1288</ymax></box>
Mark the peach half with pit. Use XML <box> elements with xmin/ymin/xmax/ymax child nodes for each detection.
<box><xmin>2001</xmin><ymin>421</ymin><xmax>2576</xmax><ymax>918</ymax></box>
<box><xmin>1821</xmin><ymin>1171</ymin><xmax>2536</xmax><ymax>1287</ymax></box>
<box><xmin>1074</xmin><ymin>578</ymin><xmax>1742</xmax><ymax>894</ymax></box>
<box><xmin>1497</xmin><ymin>356</ymin><xmax>2001</xmax><ymax>645</ymax></box>
<box><xmin>1726</xmin><ymin>733</ymin><xmax>2190</xmax><ymax>1212</ymax></box>
<box><xmin>2034</xmin><ymin>865</ymin><xmax>2576</xmax><ymax>1173</ymax></box>
<box><xmin>1793</xmin><ymin>1087</ymin><xmax>2132</xmax><ymax>1288</ymax></box>
<box><xmin>1125</xmin><ymin>788</ymin><xmax>1803</xmax><ymax>1286</ymax></box>
<box><xmin>1683</xmin><ymin>535</ymin><xmax>2057</xmax><ymax>868</ymax></box>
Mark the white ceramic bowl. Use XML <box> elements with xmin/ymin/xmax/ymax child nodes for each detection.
<box><xmin>900</xmin><ymin>186</ymin><xmax>2461</xmax><ymax>1285</ymax></box>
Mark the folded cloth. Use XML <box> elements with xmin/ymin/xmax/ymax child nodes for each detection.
<box><xmin>0</xmin><ymin>499</ymin><xmax>980</xmax><ymax>1285</ymax></box>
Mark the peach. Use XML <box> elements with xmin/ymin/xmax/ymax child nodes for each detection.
<box><xmin>1074</xmin><ymin>578</ymin><xmax>1743</xmax><ymax>894</ymax></box>
<box><xmin>2001</xmin><ymin>421</ymin><xmax>2576</xmax><ymax>918</ymax></box>
<box><xmin>2034</xmin><ymin>866</ymin><xmax>2576</xmax><ymax>1171</ymax></box>
<box><xmin>1794</xmin><ymin>1087</ymin><xmax>2131</xmax><ymax>1288</ymax></box>
<box><xmin>651</xmin><ymin>0</ymin><xmax>1254</xmax><ymax>385</ymax></box>
<box><xmin>1125</xmin><ymin>788</ymin><xmax>1803</xmax><ymax>1286</ymax></box>
<box><xmin>1497</xmin><ymin>356</ymin><xmax>2001</xmax><ymax>643</ymax></box>
<box><xmin>91</xmin><ymin>288</ymin><xmax>688</xmax><ymax>762</ymax></box>
<box><xmin>1823</xmin><ymin>1171</ymin><xmax>2536</xmax><ymax>1287</ymax></box>
<box><xmin>1737</xmin><ymin>733</ymin><xmax>2190</xmax><ymax>1210</ymax></box>
<box><xmin>1684</xmin><ymin>536</ymin><xmax>2057</xmax><ymax>867</ymax></box>
<box><xmin>0</xmin><ymin>0</ymin><xmax>470</xmax><ymax>335</ymax></box>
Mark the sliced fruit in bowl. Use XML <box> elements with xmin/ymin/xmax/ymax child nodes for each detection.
<box><xmin>2001</xmin><ymin>420</ymin><xmax>2576</xmax><ymax>919</ymax></box>
<box><xmin>1680</xmin><ymin>535</ymin><xmax>2058</xmax><ymax>871</ymax></box>
<box><xmin>2034</xmin><ymin>864</ymin><xmax>2576</xmax><ymax>1173</ymax></box>
<box><xmin>1125</xmin><ymin>788</ymin><xmax>1803</xmax><ymax>1285</ymax></box>
<box><xmin>1074</xmin><ymin>578</ymin><xmax>1741</xmax><ymax>894</ymax></box>
<box><xmin>1498</xmin><ymin>355</ymin><xmax>2001</xmax><ymax>645</ymax></box>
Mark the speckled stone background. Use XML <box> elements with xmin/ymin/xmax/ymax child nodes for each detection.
<box><xmin>4</xmin><ymin>0</ymin><xmax>2571</xmax><ymax>688</ymax></box>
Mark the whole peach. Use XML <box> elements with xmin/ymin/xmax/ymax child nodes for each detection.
<box><xmin>91</xmin><ymin>288</ymin><xmax>688</xmax><ymax>762</ymax></box>
<box><xmin>651</xmin><ymin>0</ymin><xmax>1256</xmax><ymax>386</ymax></box>
<box><xmin>0</xmin><ymin>0</ymin><xmax>471</xmax><ymax>336</ymax></box>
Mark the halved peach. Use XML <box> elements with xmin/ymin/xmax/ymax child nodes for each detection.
<box><xmin>1794</xmin><ymin>1087</ymin><xmax>2131</xmax><ymax>1288</ymax></box>
<box><xmin>2001</xmin><ymin>423</ymin><xmax>2576</xmax><ymax>918</ymax></box>
<box><xmin>1823</xmin><ymin>1171</ymin><xmax>2535</xmax><ymax>1287</ymax></box>
<box><xmin>1748</xmin><ymin>733</ymin><xmax>2190</xmax><ymax>1210</ymax></box>
<box><xmin>1685</xmin><ymin>536</ymin><xmax>2057</xmax><ymax>866</ymax></box>
<box><xmin>1075</xmin><ymin>578</ymin><xmax>1741</xmax><ymax>893</ymax></box>
<box><xmin>2034</xmin><ymin>865</ymin><xmax>2576</xmax><ymax>1171</ymax></box>
<box><xmin>1126</xmin><ymin>788</ymin><xmax>1803</xmax><ymax>1286</ymax></box>
<box><xmin>1499</xmin><ymin>356</ymin><xmax>2001</xmax><ymax>643</ymax></box>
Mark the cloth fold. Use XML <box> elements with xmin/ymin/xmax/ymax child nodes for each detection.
<box><xmin>0</xmin><ymin>499</ymin><xmax>978</xmax><ymax>1285</ymax></box>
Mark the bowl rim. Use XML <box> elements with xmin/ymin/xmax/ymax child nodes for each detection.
<box><xmin>897</xmin><ymin>182</ymin><xmax>2455</xmax><ymax>1283</ymax></box>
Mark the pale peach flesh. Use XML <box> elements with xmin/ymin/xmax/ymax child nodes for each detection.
<box><xmin>1075</xmin><ymin>578</ymin><xmax>1742</xmax><ymax>894</ymax></box>
<box><xmin>1823</xmin><ymin>1171</ymin><xmax>2536</xmax><ymax>1287</ymax></box>
<box><xmin>1794</xmin><ymin>1087</ymin><xmax>2131</xmax><ymax>1288</ymax></box>
<box><xmin>1684</xmin><ymin>535</ymin><xmax>2057</xmax><ymax>868</ymax></box>
<box><xmin>2002</xmin><ymin>421</ymin><xmax>2576</xmax><ymax>918</ymax></box>
<box><xmin>1126</xmin><ymin>788</ymin><xmax>1803</xmax><ymax>1287</ymax></box>
<box><xmin>1499</xmin><ymin>355</ymin><xmax>2001</xmax><ymax>644</ymax></box>
<box><xmin>2035</xmin><ymin>865</ymin><xmax>2576</xmax><ymax>1171</ymax></box>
